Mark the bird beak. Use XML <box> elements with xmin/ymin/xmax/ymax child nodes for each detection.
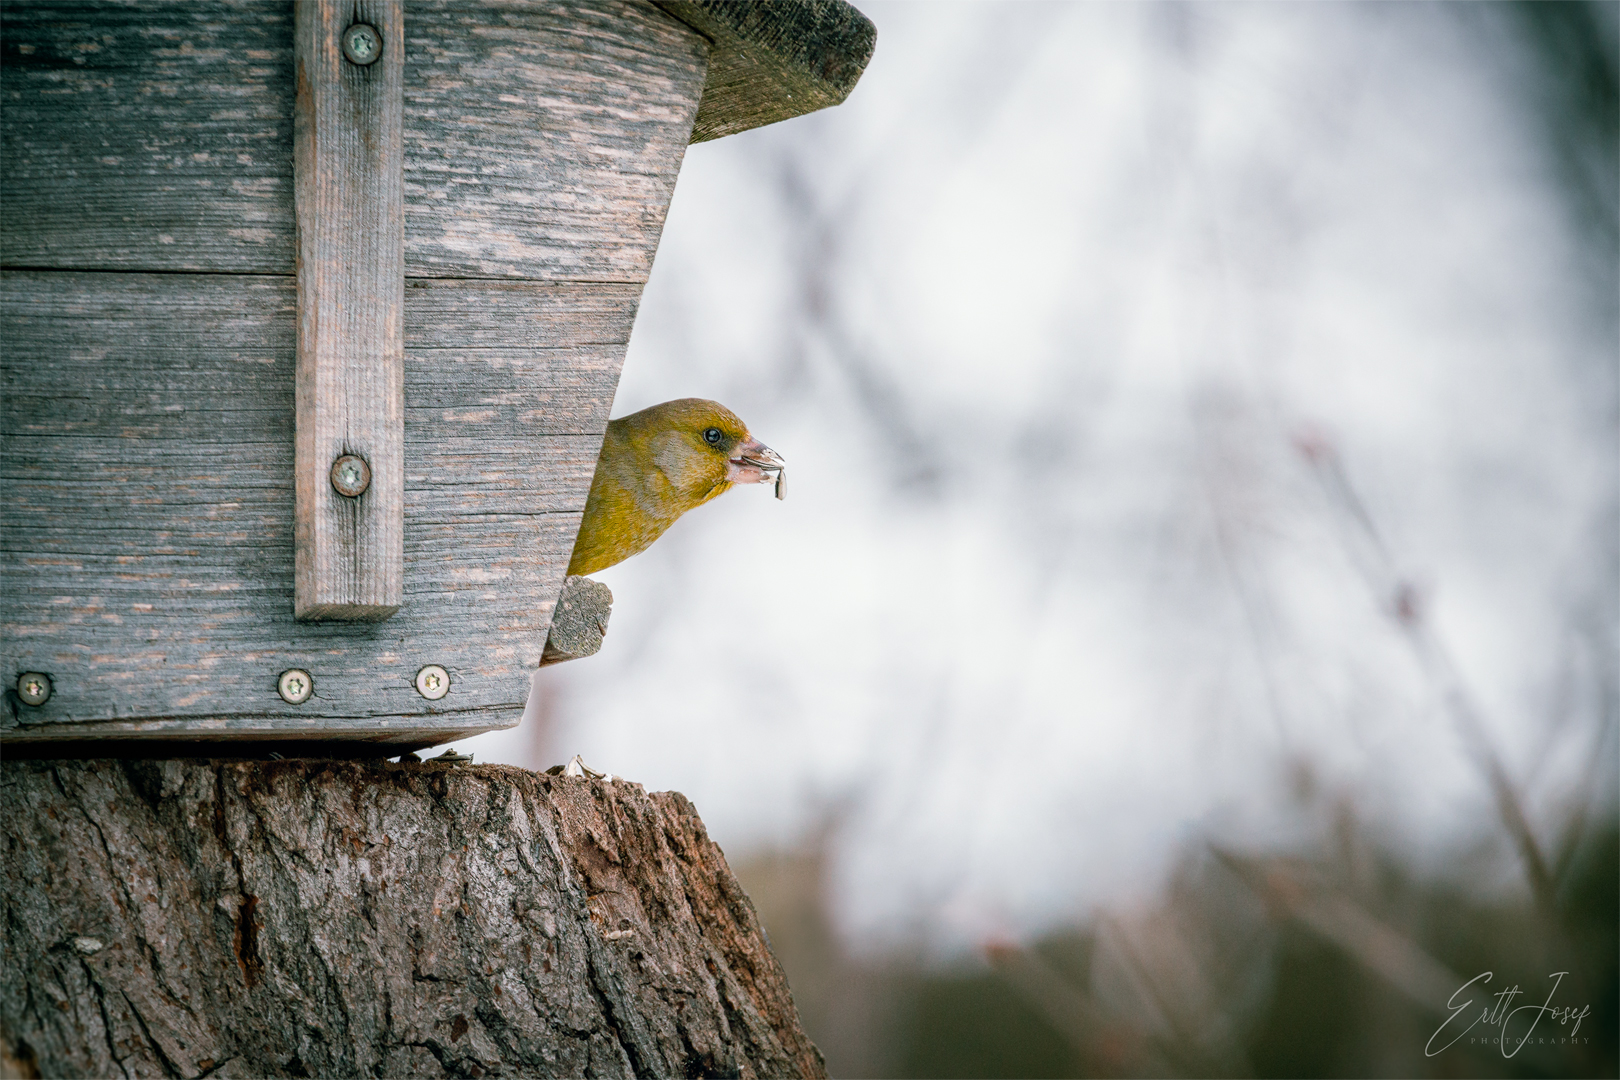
<box><xmin>728</xmin><ymin>437</ymin><xmax>786</xmax><ymax>500</ymax></box>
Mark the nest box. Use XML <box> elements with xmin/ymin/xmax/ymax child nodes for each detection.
<box><xmin>1</xmin><ymin>0</ymin><xmax>874</xmax><ymax>752</ymax></box>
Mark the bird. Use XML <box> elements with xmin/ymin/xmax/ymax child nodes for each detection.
<box><xmin>566</xmin><ymin>398</ymin><xmax>785</xmax><ymax>577</ymax></box>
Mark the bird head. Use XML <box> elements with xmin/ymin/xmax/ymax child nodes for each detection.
<box><xmin>625</xmin><ymin>398</ymin><xmax>785</xmax><ymax>505</ymax></box>
<box><xmin>566</xmin><ymin>398</ymin><xmax>785</xmax><ymax>577</ymax></box>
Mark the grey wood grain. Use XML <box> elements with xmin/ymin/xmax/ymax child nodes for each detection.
<box><xmin>406</xmin><ymin>278</ymin><xmax>644</xmax><ymax>350</ymax></box>
<box><xmin>541</xmin><ymin>575</ymin><xmax>614</xmax><ymax>665</ymax></box>
<box><xmin>656</xmin><ymin>0</ymin><xmax>877</xmax><ymax>143</ymax></box>
<box><xmin>1</xmin><ymin>271</ymin><xmax>632</xmax><ymax>742</ymax></box>
<box><xmin>293</xmin><ymin>0</ymin><xmax>406</xmax><ymax>621</ymax></box>
<box><xmin>2</xmin><ymin>0</ymin><xmax>709</xmax><ymax>280</ymax></box>
<box><xmin>400</xmin><ymin>0</ymin><xmax>709</xmax><ymax>281</ymax></box>
<box><xmin>0</xmin><ymin>0</ymin><xmax>297</xmax><ymax>272</ymax></box>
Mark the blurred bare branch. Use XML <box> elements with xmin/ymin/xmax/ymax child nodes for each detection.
<box><xmin>1215</xmin><ymin>848</ymin><xmax>1463</xmax><ymax>1014</ymax></box>
<box><xmin>983</xmin><ymin>937</ymin><xmax>1175</xmax><ymax>1078</ymax></box>
<box><xmin>1093</xmin><ymin>913</ymin><xmax>1258</xmax><ymax>1078</ymax></box>
<box><xmin>1295</xmin><ymin>432</ymin><xmax>1561</xmax><ymax>915</ymax></box>
<box><xmin>770</xmin><ymin>150</ymin><xmax>947</xmax><ymax>497</ymax></box>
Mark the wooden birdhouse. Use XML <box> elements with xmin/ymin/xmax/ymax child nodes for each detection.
<box><xmin>1</xmin><ymin>0</ymin><xmax>874</xmax><ymax>753</ymax></box>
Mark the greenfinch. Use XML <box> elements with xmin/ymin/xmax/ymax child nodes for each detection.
<box><xmin>566</xmin><ymin>398</ymin><xmax>785</xmax><ymax>577</ymax></box>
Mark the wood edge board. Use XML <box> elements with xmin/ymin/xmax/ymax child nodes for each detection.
<box><xmin>2</xmin><ymin>717</ymin><xmax>516</xmax><ymax>746</ymax></box>
<box><xmin>0</xmin><ymin>738</ymin><xmax>473</xmax><ymax>761</ymax></box>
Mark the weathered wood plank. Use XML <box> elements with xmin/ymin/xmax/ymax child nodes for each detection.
<box><xmin>542</xmin><ymin>574</ymin><xmax>614</xmax><ymax>665</ymax></box>
<box><xmin>1</xmin><ymin>271</ymin><xmax>634</xmax><ymax>740</ymax></box>
<box><xmin>1</xmin><ymin>274</ymin><xmax>642</xmax><ymax>386</ymax></box>
<box><xmin>405</xmin><ymin>278</ymin><xmax>644</xmax><ymax>349</ymax></box>
<box><xmin>1</xmin><ymin>0</ymin><xmax>709</xmax><ymax>281</ymax></box>
<box><xmin>293</xmin><ymin>0</ymin><xmax>406</xmax><ymax>621</ymax></box>
<box><xmin>0</xmin><ymin>0</ymin><xmax>296</xmax><ymax>272</ymax></box>
<box><xmin>656</xmin><ymin>0</ymin><xmax>876</xmax><ymax>143</ymax></box>
<box><xmin>401</xmin><ymin>0</ymin><xmax>709</xmax><ymax>280</ymax></box>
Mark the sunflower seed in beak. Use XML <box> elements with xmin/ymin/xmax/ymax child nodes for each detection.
<box><xmin>739</xmin><ymin>456</ymin><xmax>785</xmax><ymax>500</ymax></box>
<box><xmin>733</xmin><ymin>440</ymin><xmax>786</xmax><ymax>499</ymax></box>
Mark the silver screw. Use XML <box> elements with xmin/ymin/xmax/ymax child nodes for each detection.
<box><xmin>415</xmin><ymin>665</ymin><xmax>450</xmax><ymax>700</ymax></box>
<box><xmin>342</xmin><ymin>22</ymin><xmax>382</xmax><ymax>66</ymax></box>
<box><xmin>330</xmin><ymin>454</ymin><xmax>371</xmax><ymax>498</ymax></box>
<box><xmin>278</xmin><ymin>669</ymin><xmax>314</xmax><ymax>704</ymax></box>
<box><xmin>16</xmin><ymin>672</ymin><xmax>51</xmax><ymax>707</ymax></box>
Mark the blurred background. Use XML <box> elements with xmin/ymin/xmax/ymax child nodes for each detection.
<box><xmin>464</xmin><ymin>2</ymin><xmax>1619</xmax><ymax>1075</ymax></box>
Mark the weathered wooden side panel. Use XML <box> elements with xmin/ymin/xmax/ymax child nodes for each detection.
<box><xmin>0</xmin><ymin>273</ymin><xmax>642</xmax><ymax>739</ymax></box>
<box><xmin>1</xmin><ymin>1</ymin><xmax>711</xmax><ymax>742</ymax></box>
<box><xmin>0</xmin><ymin>0</ymin><xmax>708</xmax><ymax>282</ymax></box>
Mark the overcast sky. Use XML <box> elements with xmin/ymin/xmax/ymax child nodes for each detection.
<box><xmin>465</xmin><ymin>1</ymin><xmax>1618</xmax><ymax>956</ymax></box>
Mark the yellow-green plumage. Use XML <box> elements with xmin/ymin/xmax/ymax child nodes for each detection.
<box><xmin>566</xmin><ymin>398</ymin><xmax>777</xmax><ymax>577</ymax></box>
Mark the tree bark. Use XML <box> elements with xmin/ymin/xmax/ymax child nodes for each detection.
<box><xmin>0</xmin><ymin>758</ymin><xmax>825</xmax><ymax>1079</ymax></box>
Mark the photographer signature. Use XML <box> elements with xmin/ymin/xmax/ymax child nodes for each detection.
<box><xmin>1426</xmin><ymin>971</ymin><xmax>1591</xmax><ymax>1058</ymax></box>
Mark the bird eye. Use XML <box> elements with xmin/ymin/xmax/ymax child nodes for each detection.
<box><xmin>703</xmin><ymin>427</ymin><xmax>723</xmax><ymax>446</ymax></box>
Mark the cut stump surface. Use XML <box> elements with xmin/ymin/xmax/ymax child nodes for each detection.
<box><xmin>0</xmin><ymin>758</ymin><xmax>824</xmax><ymax>1079</ymax></box>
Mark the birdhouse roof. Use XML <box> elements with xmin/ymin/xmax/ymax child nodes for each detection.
<box><xmin>657</xmin><ymin>0</ymin><xmax>878</xmax><ymax>142</ymax></box>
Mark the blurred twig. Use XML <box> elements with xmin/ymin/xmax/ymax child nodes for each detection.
<box><xmin>983</xmin><ymin>937</ymin><xmax>1176</xmax><ymax>1077</ymax></box>
<box><xmin>1552</xmin><ymin>700</ymin><xmax>1618</xmax><ymax>887</ymax></box>
<box><xmin>984</xmin><ymin>890</ymin><xmax>1262</xmax><ymax>1078</ymax></box>
<box><xmin>1193</xmin><ymin>389</ymin><xmax>1301</xmax><ymax>750</ymax></box>
<box><xmin>772</xmin><ymin>155</ymin><xmax>945</xmax><ymax>496</ymax></box>
<box><xmin>1093</xmin><ymin>913</ymin><xmax>1257</xmax><ymax>1079</ymax></box>
<box><xmin>1294</xmin><ymin>431</ymin><xmax>1560</xmax><ymax>915</ymax></box>
<box><xmin>1214</xmin><ymin>847</ymin><xmax>1463</xmax><ymax>1014</ymax></box>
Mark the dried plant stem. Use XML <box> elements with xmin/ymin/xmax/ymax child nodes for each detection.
<box><xmin>1298</xmin><ymin>438</ymin><xmax>1558</xmax><ymax>914</ymax></box>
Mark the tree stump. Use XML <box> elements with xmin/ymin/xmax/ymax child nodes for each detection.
<box><xmin>0</xmin><ymin>758</ymin><xmax>824</xmax><ymax>1079</ymax></box>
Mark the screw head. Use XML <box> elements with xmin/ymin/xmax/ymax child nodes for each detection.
<box><xmin>415</xmin><ymin>665</ymin><xmax>450</xmax><ymax>700</ymax></box>
<box><xmin>278</xmin><ymin>668</ymin><xmax>314</xmax><ymax>704</ymax></box>
<box><xmin>341</xmin><ymin>22</ymin><xmax>382</xmax><ymax>66</ymax></box>
<box><xmin>330</xmin><ymin>454</ymin><xmax>371</xmax><ymax>498</ymax></box>
<box><xmin>16</xmin><ymin>672</ymin><xmax>51</xmax><ymax>707</ymax></box>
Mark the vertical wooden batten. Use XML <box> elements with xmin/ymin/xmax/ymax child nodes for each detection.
<box><xmin>293</xmin><ymin>0</ymin><xmax>405</xmax><ymax>621</ymax></box>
